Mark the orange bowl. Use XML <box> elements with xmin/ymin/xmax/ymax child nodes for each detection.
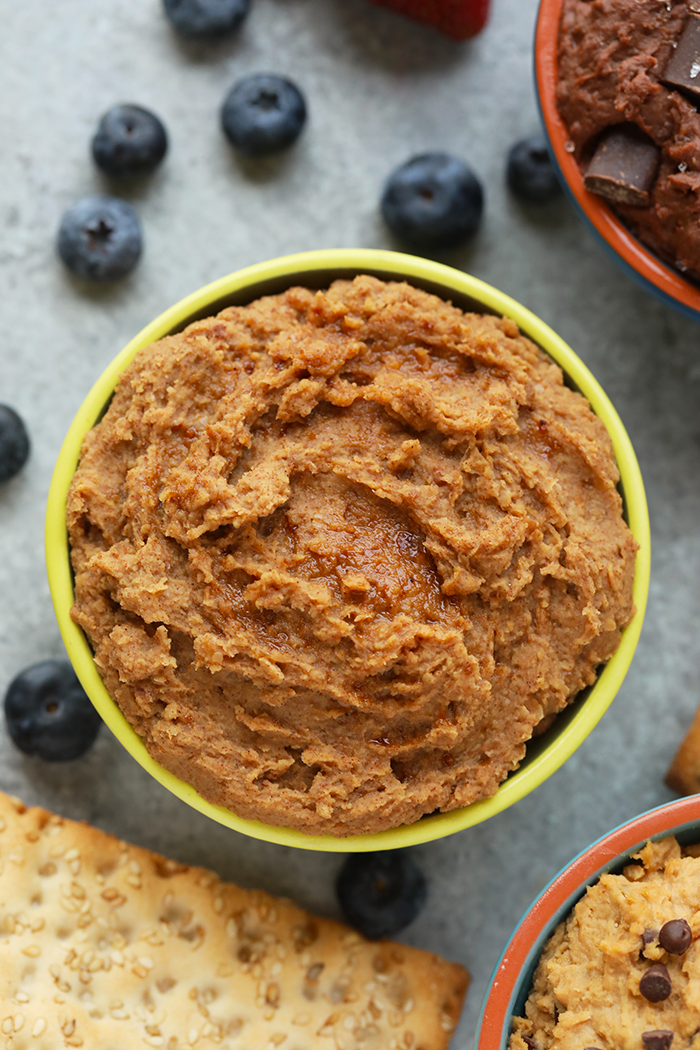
<box><xmin>535</xmin><ymin>0</ymin><xmax>700</xmax><ymax>320</ymax></box>
<box><xmin>475</xmin><ymin>794</ymin><xmax>700</xmax><ymax>1048</ymax></box>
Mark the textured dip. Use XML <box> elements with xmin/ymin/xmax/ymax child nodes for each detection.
<box><xmin>67</xmin><ymin>276</ymin><xmax>636</xmax><ymax>836</ymax></box>
<box><xmin>558</xmin><ymin>0</ymin><xmax>700</xmax><ymax>276</ymax></box>
<box><xmin>510</xmin><ymin>836</ymin><xmax>700</xmax><ymax>1050</ymax></box>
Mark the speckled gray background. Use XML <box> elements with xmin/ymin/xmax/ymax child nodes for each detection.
<box><xmin>1</xmin><ymin>0</ymin><xmax>698</xmax><ymax>1044</ymax></box>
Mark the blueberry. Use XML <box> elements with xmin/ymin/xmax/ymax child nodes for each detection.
<box><xmin>57</xmin><ymin>195</ymin><xmax>142</xmax><ymax>281</ymax></box>
<box><xmin>336</xmin><ymin>851</ymin><xmax>427</xmax><ymax>940</ymax></box>
<box><xmin>381</xmin><ymin>152</ymin><xmax>484</xmax><ymax>251</ymax></box>
<box><xmin>4</xmin><ymin>660</ymin><xmax>102</xmax><ymax>762</ymax></box>
<box><xmin>92</xmin><ymin>104</ymin><xmax>168</xmax><ymax>179</ymax></box>
<box><xmin>506</xmin><ymin>134</ymin><xmax>563</xmax><ymax>204</ymax></box>
<box><xmin>163</xmin><ymin>0</ymin><xmax>250</xmax><ymax>39</ymax></box>
<box><xmin>0</xmin><ymin>405</ymin><xmax>30</xmax><ymax>484</ymax></box>
<box><xmin>221</xmin><ymin>74</ymin><xmax>307</xmax><ymax>156</ymax></box>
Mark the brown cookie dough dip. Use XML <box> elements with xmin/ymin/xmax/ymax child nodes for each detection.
<box><xmin>558</xmin><ymin>0</ymin><xmax>700</xmax><ymax>277</ymax></box>
<box><xmin>510</xmin><ymin>836</ymin><xmax>700</xmax><ymax>1050</ymax></box>
<box><xmin>67</xmin><ymin>276</ymin><xmax>636</xmax><ymax>837</ymax></box>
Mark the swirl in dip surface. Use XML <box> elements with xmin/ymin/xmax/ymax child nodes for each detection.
<box><xmin>67</xmin><ymin>276</ymin><xmax>636</xmax><ymax>836</ymax></box>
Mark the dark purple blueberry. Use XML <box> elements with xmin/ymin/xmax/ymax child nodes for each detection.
<box><xmin>92</xmin><ymin>104</ymin><xmax>168</xmax><ymax>179</ymax></box>
<box><xmin>57</xmin><ymin>195</ymin><xmax>142</xmax><ymax>281</ymax></box>
<box><xmin>506</xmin><ymin>134</ymin><xmax>563</xmax><ymax>204</ymax></box>
<box><xmin>639</xmin><ymin>962</ymin><xmax>672</xmax><ymax>1002</ymax></box>
<box><xmin>659</xmin><ymin>918</ymin><xmax>692</xmax><ymax>954</ymax></box>
<box><xmin>221</xmin><ymin>74</ymin><xmax>307</xmax><ymax>156</ymax></box>
<box><xmin>642</xmin><ymin>1031</ymin><xmax>674</xmax><ymax>1050</ymax></box>
<box><xmin>4</xmin><ymin>660</ymin><xmax>102</xmax><ymax>762</ymax></box>
<box><xmin>336</xmin><ymin>850</ymin><xmax>427</xmax><ymax>940</ymax></box>
<box><xmin>381</xmin><ymin>152</ymin><xmax>484</xmax><ymax>252</ymax></box>
<box><xmin>0</xmin><ymin>405</ymin><xmax>30</xmax><ymax>484</ymax></box>
<box><xmin>163</xmin><ymin>0</ymin><xmax>250</xmax><ymax>39</ymax></box>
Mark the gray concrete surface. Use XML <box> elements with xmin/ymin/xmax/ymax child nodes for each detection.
<box><xmin>1</xmin><ymin>0</ymin><xmax>698</xmax><ymax>1044</ymax></box>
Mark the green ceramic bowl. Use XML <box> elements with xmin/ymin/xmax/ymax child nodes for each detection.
<box><xmin>46</xmin><ymin>248</ymin><xmax>650</xmax><ymax>852</ymax></box>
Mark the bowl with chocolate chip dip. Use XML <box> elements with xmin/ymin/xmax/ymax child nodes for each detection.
<box><xmin>536</xmin><ymin>0</ymin><xmax>700</xmax><ymax>320</ymax></box>
<box><xmin>46</xmin><ymin>248</ymin><xmax>649</xmax><ymax>851</ymax></box>
<box><xmin>476</xmin><ymin>795</ymin><xmax>700</xmax><ymax>1050</ymax></box>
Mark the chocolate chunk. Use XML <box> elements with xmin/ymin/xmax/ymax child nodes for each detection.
<box><xmin>523</xmin><ymin>1037</ymin><xmax>538</xmax><ymax>1050</ymax></box>
<box><xmin>583</xmin><ymin>125</ymin><xmax>660</xmax><ymax>207</ymax></box>
<box><xmin>642</xmin><ymin>1032</ymin><xmax>674</xmax><ymax>1050</ymax></box>
<box><xmin>661</xmin><ymin>14</ymin><xmax>700</xmax><ymax>99</ymax></box>
<box><xmin>642</xmin><ymin>927</ymin><xmax>659</xmax><ymax>950</ymax></box>
<box><xmin>639</xmin><ymin>962</ymin><xmax>672</xmax><ymax>1002</ymax></box>
<box><xmin>659</xmin><ymin>917</ymin><xmax>692</xmax><ymax>954</ymax></box>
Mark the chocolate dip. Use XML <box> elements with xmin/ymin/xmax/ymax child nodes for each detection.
<box><xmin>67</xmin><ymin>276</ymin><xmax>636</xmax><ymax>836</ymax></box>
<box><xmin>557</xmin><ymin>0</ymin><xmax>700</xmax><ymax>277</ymax></box>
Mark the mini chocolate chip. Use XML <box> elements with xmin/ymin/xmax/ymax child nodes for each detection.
<box><xmin>642</xmin><ymin>927</ymin><xmax>659</xmax><ymax>949</ymax></box>
<box><xmin>639</xmin><ymin>962</ymin><xmax>672</xmax><ymax>1002</ymax></box>
<box><xmin>641</xmin><ymin>1031</ymin><xmax>674</xmax><ymax>1050</ymax></box>
<box><xmin>659</xmin><ymin>918</ymin><xmax>692</xmax><ymax>954</ymax></box>
<box><xmin>523</xmin><ymin>1038</ymin><xmax>538</xmax><ymax>1050</ymax></box>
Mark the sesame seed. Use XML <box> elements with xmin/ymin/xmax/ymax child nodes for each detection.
<box><xmin>21</xmin><ymin>945</ymin><xmax>41</xmax><ymax>958</ymax></box>
<box><xmin>32</xmin><ymin>1018</ymin><xmax>47</xmax><ymax>1037</ymax></box>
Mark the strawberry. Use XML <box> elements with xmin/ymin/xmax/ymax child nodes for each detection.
<box><xmin>368</xmin><ymin>0</ymin><xmax>490</xmax><ymax>40</ymax></box>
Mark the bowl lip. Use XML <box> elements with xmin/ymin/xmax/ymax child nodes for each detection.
<box><xmin>474</xmin><ymin>793</ymin><xmax>700</xmax><ymax>1050</ymax></box>
<box><xmin>535</xmin><ymin>0</ymin><xmax>700</xmax><ymax>319</ymax></box>
<box><xmin>45</xmin><ymin>246</ymin><xmax>650</xmax><ymax>853</ymax></box>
